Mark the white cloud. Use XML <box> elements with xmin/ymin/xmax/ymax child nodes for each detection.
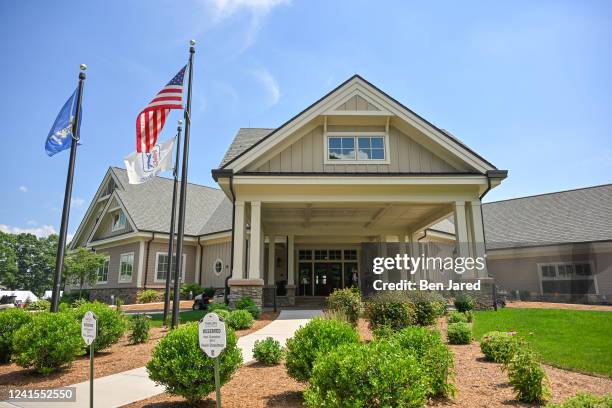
<box><xmin>253</xmin><ymin>69</ymin><xmax>280</xmax><ymax>105</ymax></box>
<box><xmin>0</xmin><ymin>224</ymin><xmax>57</xmax><ymax>238</ymax></box>
<box><xmin>26</xmin><ymin>220</ymin><xmax>37</xmax><ymax>226</ymax></box>
<box><xmin>19</xmin><ymin>186</ymin><xmax>27</xmax><ymax>193</ymax></box>
<box><xmin>71</xmin><ymin>197</ymin><xmax>85</xmax><ymax>209</ymax></box>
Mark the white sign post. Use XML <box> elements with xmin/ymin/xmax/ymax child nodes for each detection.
<box><xmin>199</xmin><ymin>313</ymin><xmax>226</xmax><ymax>408</ymax></box>
<box><xmin>81</xmin><ymin>311</ymin><xmax>97</xmax><ymax>408</ymax></box>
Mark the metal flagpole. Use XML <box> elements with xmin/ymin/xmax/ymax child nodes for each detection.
<box><xmin>163</xmin><ymin>120</ymin><xmax>183</xmax><ymax>325</ymax></box>
<box><xmin>51</xmin><ymin>64</ymin><xmax>87</xmax><ymax>313</ymax></box>
<box><xmin>171</xmin><ymin>40</ymin><xmax>195</xmax><ymax>328</ymax></box>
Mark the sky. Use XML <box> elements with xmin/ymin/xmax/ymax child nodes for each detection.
<box><xmin>0</xmin><ymin>0</ymin><xmax>611</xmax><ymax>239</ymax></box>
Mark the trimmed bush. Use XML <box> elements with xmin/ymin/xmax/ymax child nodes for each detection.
<box><xmin>480</xmin><ymin>331</ymin><xmax>520</xmax><ymax>364</ymax></box>
<box><xmin>70</xmin><ymin>301</ymin><xmax>126</xmax><ymax>352</ymax></box>
<box><xmin>253</xmin><ymin>337</ymin><xmax>282</xmax><ymax>365</ymax></box>
<box><xmin>146</xmin><ymin>322</ymin><xmax>242</xmax><ymax>404</ymax></box>
<box><xmin>447</xmin><ymin>311</ymin><xmax>468</xmax><ymax>324</ymax></box>
<box><xmin>304</xmin><ymin>340</ymin><xmax>428</xmax><ymax>408</ymax></box>
<box><xmin>27</xmin><ymin>299</ymin><xmax>51</xmax><ymax>311</ymax></box>
<box><xmin>225</xmin><ymin>309</ymin><xmax>254</xmax><ymax>330</ymax></box>
<box><xmin>454</xmin><ymin>293</ymin><xmax>475</xmax><ymax>312</ymax></box>
<box><xmin>60</xmin><ymin>291</ymin><xmax>89</xmax><ymax>305</ymax></box>
<box><xmin>504</xmin><ymin>348</ymin><xmax>550</xmax><ymax>404</ymax></box>
<box><xmin>407</xmin><ymin>291</ymin><xmax>446</xmax><ymax>326</ymax></box>
<box><xmin>391</xmin><ymin>327</ymin><xmax>455</xmax><ymax>397</ymax></box>
<box><xmin>447</xmin><ymin>322</ymin><xmax>472</xmax><ymax>344</ymax></box>
<box><xmin>12</xmin><ymin>312</ymin><xmax>83</xmax><ymax>374</ymax></box>
<box><xmin>464</xmin><ymin>310</ymin><xmax>473</xmax><ymax>323</ymax></box>
<box><xmin>547</xmin><ymin>392</ymin><xmax>612</xmax><ymax>408</ymax></box>
<box><xmin>0</xmin><ymin>308</ymin><xmax>33</xmax><ymax>363</ymax></box>
<box><xmin>326</xmin><ymin>287</ymin><xmax>364</xmax><ymax>326</ymax></box>
<box><xmin>208</xmin><ymin>302</ymin><xmax>229</xmax><ymax>313</ymax></box>
<box><xmin>214</xmin><ymin>309</ymin><xmax>231</xmax><ymax>320</ymax></box>
<box><xmin>235</xmin><ymin>297</ymin><xmax>261</xmax><ymax>319</ymax></box>
<box><xmin>180</xmin><ymin>283</ymin><xmax>204</xmax><ymax>299</ymax></box>
<box><xmin>323</xmin><ymin>309</ymin><xmax>352</xmax><ymax>325</ymax></box>
<box><xmin>366</xmin><ymin>292</ymin><xmax>415</xmax><ymax>332</ymax></box>
<box><xmin>286</xmin><ymin>317</ymin><xmax>359</xmax><ymax>382</ymax></box>
<box><xmin>129</xmin><ymin>314</ymin><xmax>151</xmax><ymax>344</ymax></box>
<box><xmin>137</xmin><ymin>289</ymin><xmax>160</xmax><ymax>304</ymax></box>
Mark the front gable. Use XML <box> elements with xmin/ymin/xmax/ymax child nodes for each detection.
<box><xmin>220</xmin><ymin>75</ymin><xmax>497</xmax><ymax>175</ymax></box>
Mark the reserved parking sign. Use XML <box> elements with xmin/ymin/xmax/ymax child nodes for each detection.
<box><xmin>198</xmin><ymin>312</ymin><xmax>226</xmax><ymax>358</ymax></box>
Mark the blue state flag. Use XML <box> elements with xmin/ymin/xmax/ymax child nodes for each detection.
<box><xmin>45</xmin><ymin>88</ymin><xmax>83</xmax><ymax>156</ymax></box>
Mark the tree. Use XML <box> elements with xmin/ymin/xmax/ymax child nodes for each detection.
<box><xmin>63</xmin><ymin>247</ymin><xmax>106</xmax><ymax>298</ymax></box>
<box><xmin>13</xmin><ymin>233</ymin><xmax>57</xmax><ymax>296</ymax></box>
<box><xmin>0</xmin><ymin>232</ymin><xmax>18</xmax><ymax>289</ymax></box>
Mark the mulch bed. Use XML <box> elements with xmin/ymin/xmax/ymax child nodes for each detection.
<box><xmin>126</xmin><ymin>316</ymin><xmax>612</xmax><ymax>408</ymax></box>
<box><xmin>0</xmin><ymin>312</ymin><xmax>279</xmax><ymax>400</ymax></box>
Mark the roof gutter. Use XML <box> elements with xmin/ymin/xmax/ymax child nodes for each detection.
<box><xmin>220</xmin><ymin>170</ymin><xmax>236</xmax><ymax>305</ymax></box>
<box><xmin>143</xmin><ymin>232</ymin><xmax>155</xmax><ymax>290</ymax></box>
<box><xmin>480</xmin><ymin>170</ymin><xmax>501</xmax><ymax>311</ymax></box>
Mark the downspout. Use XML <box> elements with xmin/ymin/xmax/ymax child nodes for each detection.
<box><xmin>143</xmin><ymin>232</ymin><xmax>155</xmax><ymax>290</ymax></box>
<box><xmin>479</xmin><ymin>172</ymin><xmax>496</xmax><ymax>310</ymax></box>
<box><xmin>224</xmin><ymin>174</ymin><xmax>236</xmax><ymax>305</ymax></box>
<box><xmin>197</xmin><ymin>236</ymin><xmax>204</xmax><ymax>287</ymax></box>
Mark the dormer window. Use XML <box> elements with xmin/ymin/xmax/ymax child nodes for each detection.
<box><xmin>326</xmin><ymin>133</ymin><xmax>388</xmax><ymax>163</ymax></box>
<box><xmin>111</xmin><ymin>211</ymin><xmax>127</xmax><ymax>231</ymax></box>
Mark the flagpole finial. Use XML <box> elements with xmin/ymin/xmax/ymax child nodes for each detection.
<box><xmin>189</xmin><ymin>39</ymin><xmax>196</xmax><ymax>46</ymax></box>
<box><xmin>80</xmin><ymin>64</ymin><xmax>87</xmax><ymax>71</ymax></box>
<box><xmin>178</xmin><ymin>119</ymin><xmax>183</xmax><ymax>130</ymax></box>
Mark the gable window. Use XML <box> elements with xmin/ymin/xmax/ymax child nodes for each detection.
<box><xmin>538</xmin><ymin>263</ymin><xmax>597</xmax><ymax>295</ymax></box>
<box><xmin>327</xmin><ymin>134</ymin><xmax>387</xmax><ymax>162</ymax></box>
<box><xmin>119</xmin><ymin>252</ymin><xmax>134</xmax><ymax>282</ymax></box>
<box><xmin>97</xmin><ymin>256</ymin><xmax>110</xmax><ymax>284</ymax></box>
<box><xmin>111</xmin><ymin>211</ymin><xmax>127</xmax><ymax>232</ymax></box>
<box><xmin>155</xmin><ymin>253</ymin><xmax>186</xmax><ymax>282</ymax></box>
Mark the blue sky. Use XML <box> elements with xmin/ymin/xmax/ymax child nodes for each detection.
<box><xmin>1</xmin><ymin>0</ymin><xmax>611</xmax><ymax>238</ymax></box>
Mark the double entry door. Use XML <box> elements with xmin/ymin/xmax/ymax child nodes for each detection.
<box><xmin>298</xmin><ymin>261</ymin><xmax>359</xmax><ymax>296</ymax></box>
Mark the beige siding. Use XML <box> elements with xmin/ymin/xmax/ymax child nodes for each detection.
<box><xmin>87</xmin><ymin>242</ymin><xmax>141</xmax><ymax>289</ymax></box>
<box><xmin>91</xmin><ymin>207</ymin><xmax>133</xmax><ymax>242</ymax></box>
<box><xmin>249</xmin><ymin>126</ymin><xmax>460</xmax><ymax>173</ymax></box>
<box><xmin>144</xmin><ymin>242</ymin><xmax>197</xmax><ymax>289</ymax></box>
<box><xmin>201</xmin><ymin>241</ymin><xmax>232</xmax><ymax>288</ymax></box>
<box><xmin>334</xmin><ymin>95</ymin><xmax>380</xmax><ymax>111</ymax></box>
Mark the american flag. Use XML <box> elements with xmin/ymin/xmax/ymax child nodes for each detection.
<box><xmin>136</xmin><ymin>65</ymin><xmax>186</xmax><ymax>152</ymax></box>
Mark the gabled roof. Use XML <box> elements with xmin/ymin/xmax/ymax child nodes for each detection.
<box><xmin>218</xmin><ymin>75</ymin><xmax>498</xmax><ymax>173</ymax></box>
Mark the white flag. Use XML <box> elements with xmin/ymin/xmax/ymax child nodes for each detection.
<box><xmin>124</xmin><ymin>137</ymin><xmax>175</xmax><ymax>184</ymax></box>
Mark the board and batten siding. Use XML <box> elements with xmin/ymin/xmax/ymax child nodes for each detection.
<box><xmin>334</xmin><ymin>94</ymin><xmax>380</xmax><ymax>111</ymax></box>
<box><xmin>87</xmin><ymin>242</ymin><xmax>141</xmax><ymax>289</ymax></box>
<box><xmin>248</xmin><ymin>126</ymin><xmax>463</xmax><ymax>173</ymax></box>
<box><xmin>201</xmin><ymin>241</ymin><xmax>231</xmax><ymax>288</ymax></box>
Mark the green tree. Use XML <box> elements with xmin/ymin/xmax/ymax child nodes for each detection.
<box><xmin>63</xmin><ymin>247</ymin><xmax>106</xmax><ymax>298</ymax></box>
<box><xmin>13</xmin><ymin>233</ymin><xmax>57</xmax><ymax>296</ymax></box>
<box><xmin>0</xmin><ymin>232</ymin><xmax>18</xmax><ymax>289</ymax></box>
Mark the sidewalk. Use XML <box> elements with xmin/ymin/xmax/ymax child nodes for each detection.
<box><xmin>1</xmin><ymin>309</ymin><xmax>321</xmax><ymax>408</ymax></box>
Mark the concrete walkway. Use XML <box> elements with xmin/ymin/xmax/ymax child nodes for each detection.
<box><xmin>1</xmin><ymin>309</ymin><xmax>321</xmax><ymax>408</ymax></box>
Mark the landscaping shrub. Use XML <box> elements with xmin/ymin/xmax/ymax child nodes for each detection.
<box><xmin>447</xmin><ymin>322</ymin><xmax>472</xmax><ymax>344</ymax></box>
<box><xmin>137</xmin><ymin>289</ymin><xmax>160</xmax><ymax>304</ymax></box>
<box><xmin>326</xmin><ymin>287</ymin><xmax>364</xmax><ymax>326</ymax></box>
<box><xmin>70</xmin><ymin>301</ymin><xmax>127</xmax><ymax>352</ymax></box>
<box><xmin>504</xmin><ymin>348</ymin><xmax>550</xmax><ymax>404</ymax></box>
<box><xmin>447</xmin><ymin>311</ymin><xmax>468</xmax><ymax>324</ymax></box>
<box><xmin>129</xmin><ymin>314</ymin><xmax>151</xmax><ymax>344</ymax></box>
<box><xmin>208</xmin><ymin>302</ymin><xmax>229</xmax><ymax>313</ymax></box>
<box><xmin>180</xmin><ymin>283</ymin><xmax>204</xmax><ymax>299</ymax></box>
<box><xmin>464</xmin><ymin>310</ymin><xmax>473</xmax><ymax>323</ymax></box>
<box><xmin>27</xmin><ymin>299</ymin><xmax>50</xmax><ymax>311</ymax></box>
<box><xmin>323</xmin><ymin>309</ymin><xmax>352</xmax><ymax>325</ymax></box>
<box><xmin>407</xmin><ymin>291</ymin><xmax>447</xmax><ymax>326</ymax></box>
<box><xmin>60</xmin><ymin>291</ymin><xmax>89</xmax><ymax>305</ymax></box>
<box><xmin>391</xmin><ymin>327</ymin><xmax>455</xmax><ymax>397</ymax></box>
<box><xmin>214</xmin><ymin>309</ymin><xmax>231</xmax><ymax>320</ymax></box>
<box><xmin>454</xmin><ymin>293</ymin><xmax>475</xmax><ymax>312</ymax></box>
<box><xmin>304</xmin><ymin>340</ymin><xmax>428</xmax><ymax>408</ymax></box>
<box><xmin>225</xmin><ymin>309</ymin><xmax>254</xmax><ymax>330</ymax></box>
<box><xmin>372</xmin><ymin>325</ymin><xmax>396</xmax><ymax>339</ymax></box>
<box><xmin>547</xmin><ymin>392</ymin><xmax>612</xmax><ymax>408</ymax></box>
<box><xmin>480</xmin><ymin>331</ymin><xmax>521</xmax><ymax>364</ymax></box>
<box><xmin>366</xmin><ymin>291</ymin><xmax>415</xmax><ymax>332</ymax></box>
<box><xmin>253</xmin><ymin>337</ymin><xmax>283</xmax><ymax>365</ymax></box>
<box><xmin>0</xmin><ymin>308</ymin><xmax>33</xmax><ymax>363</ymax></box>
<box><xmin>146</xmin><ymin>322</ymin><xmax>242</xmax><ymax>404</ymax></box>
<box><xmin>235</xmin><ymin>297</ymin><xmax>261</xmax><ymax>319</ymax></box>
<box><xmin>285</xmin><ymin>317</ymin><xmax>359</xmax><ymax>382</ymax></box>
<box><xmin>12</xmin><ymin>312</ymin><xmax>83</xmax><ymax>374</ymax></box>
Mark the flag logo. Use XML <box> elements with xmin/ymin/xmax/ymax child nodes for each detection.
<box><xmin>143</xmin><ymin>146</ymin><xmax>160</xmax><ymax>172</ymax></box>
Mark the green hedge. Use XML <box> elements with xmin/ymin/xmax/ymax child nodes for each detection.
<box><xmin>70</xmin><ymin>301</ymin><xmax>126</xmax><ymax>352</ymax></box>
<box><xmin>447</xmin><ymin>322</ymin><xmax>472</xmax><ymax>345</ymax></box>
<box><xmin>0</xmin><ymin>308</ymin><xmax>33</xmax><ymax>363</ymax></box>
<box><xmin>225</xmin><ymin>309</ymin><xmax>254</xmax><ymax>330</ymax></box>
<box><xmin>326</xmin><ymin>288</ymin><xmax>364</xmax><ymax>326</ymax></box>
<box><xmin>480</xmin><ymin>331</ymin><xmax>520</xmax><ymax>364</ymax></box>
<box><xmin>366</xmin><ymin>292</ymin><xmax>415</xmax><ymax>332</ymax></box>
<box><xmin>253</xmin><ymin>337</ymin><xmax>283</xmax><ymax>365</ymax></box>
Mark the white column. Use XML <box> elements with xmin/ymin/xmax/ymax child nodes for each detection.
<box><xmin>249</xmin><ymin>201</ymin><xmax>262</xmax><ymax>279</ymax></box>
<box><xmin>469</xmin><ymin>200</ymin><xmax>488</xmax><ymax>277</ymax></box>
<box><xmin>409</xmin><ymin>232</ymin><xmax>421</xmax><ymax>281</ymax></box>
<box><xmin>287</xmin><ymin>234</ymin><xmax>295</xmax><ymax>286</ymax></box>
<box><xmin>453</xmin><ymin>201</ymin><xmax>470</xmax><ymax>260</ymax></box>
<box><xmin>267</xmin><ymin>235</ymin><xmax>276</xmax><ymax>285</ymax></box>
<box><xmin>232</xmin><ymin>201</ymin><xmax>246</xmax><ymax>279</ymax></box>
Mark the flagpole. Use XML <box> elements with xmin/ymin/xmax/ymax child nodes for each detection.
<box><xmin>51</xmin><ymin>64</ymin><xmax>87</xmax><ymax>313</ymax></box>
<box><xmin>171</xmin><ymin>41</ymin><xmax>195</xmax><ymax>329</ymax></box>
<box><xmin>163</xmin><ymin>120</ymin><xmax>183</xmax><ymax>326</ymax></box>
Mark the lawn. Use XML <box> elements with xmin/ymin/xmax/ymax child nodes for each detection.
<box><xmin>144</xmin><ymin>310</ymin><xmax>206</xmax><ymax>327</ymax></box>
<box><xmin>473</xmin><ymin>308</ymin><xmax>612</xmax><ymax>377</ymax></box>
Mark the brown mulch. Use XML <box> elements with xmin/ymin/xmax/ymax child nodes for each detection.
<box><xmin>114</xmin><ymin>300</ymin><xmax>193</xmax><ymax>312</ymax></box>
<box><xmin>506</xmin><ymin>301</ymin><xmax>612</xmax><ymax>312</ymax></box>
<box><xmin>0</xmin><ymin>312</ymin><xmax>279</xmax><ymax>401</ymax></box>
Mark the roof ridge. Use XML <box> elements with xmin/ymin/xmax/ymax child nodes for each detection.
<box><xmin>110</xmin><ymin>166</ymin><xmax>221</xmax><ymax>191</ymax></box>
<box><xmin>484</xmin><ymin>182</ymin><xmax>612</xmax><ymax>206</ymax></box>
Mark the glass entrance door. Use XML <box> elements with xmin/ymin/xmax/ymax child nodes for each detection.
<box><xmin>298</xmin><ymin>263</ymin><xmax>312</xmax><ymax>296</ymax></box>
<box><xmin>314</xmin><ymin>262</ymin><xmax>342</xmax><ymax>296</ymax></box>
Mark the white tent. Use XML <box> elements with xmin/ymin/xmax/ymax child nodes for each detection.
<box><xmin>0</xmin><ymin>290</ymin><xmax>38</xmax><ymax>304</ymax></box>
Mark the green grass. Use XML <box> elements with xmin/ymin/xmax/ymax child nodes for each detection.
<box><xmin>473</xmin><ymin>308</ymin><xmax>612</xmax><ymax>377</ymax></box>
<box><xmin>133</xmin><ymin>310</ymin><xmax>206</xmax><ymax>328</ymax></box>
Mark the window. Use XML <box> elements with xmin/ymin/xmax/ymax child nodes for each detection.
<box><xmin>327</xmin><ymin>135</ymin><xmax>386</xmax><ymax>161</ymax></box>
<box><xmin>97</xmin><ymin>256</ymin><xmax>110</xmax><ymax>283</ymax></box>
<box><xmin>111</xmin><ymin>211</ymin><xmax>127</xmax><ymax>232</ymax></box>
<box><xmin>299</xmin><ymin>250</ymin><xmax>312</xmax><ymax>261</ymax></box>
<box><xmin>539</xmin><ymin>263</ymin><xmax>597</xmax><ymax>295</ymax></box>
<box><xmin>214</xmin><ymin>259</ymin><xmax>224</xmax><ymax>276</ymax></box>
<box><xmin>328</xmin><ymin>250</ymin><xmax>342</xmax><ymax>260</ymax></box>
<box><xmin>314</xmin><ymin>250</ymin><xmax>328</xmax><ymax>260</ymax></box>
<box><xmin>344</xmin><ymin>250</ymin><xmax>357</xmax><ymax>260</ymax></box>
<box><xmin>119</xmin><ymin>252</ymin><xmax>134</xmax><ymax>282</ymax></box>
<box><xmin>155</xmin><ymin>253</ymin><xmax>186</xmax><ymax>282</ymax></box>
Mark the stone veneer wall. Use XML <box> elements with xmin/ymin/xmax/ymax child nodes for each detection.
<box><xmin>88</xmin><ymin>288</ymin><xmax>141</xmax><ymax>304</ymax></box>
<box><xmin>263</xmin><ymin>286</ymin><xmax>296</xmax><ymax>307</ymax></box>
<box><xmin>228</xmin><ymin>285</ymin><xmax>264</xmax><ymax>309</ymax></box>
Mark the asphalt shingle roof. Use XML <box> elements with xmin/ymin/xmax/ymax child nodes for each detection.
<box><xmin>219</xmin><ymin>128</ymin><xmax>275</xmax><ymax>167</ymax></box>
<box><xmin>111</xmin><ymin>168</ymin><xmax>231</xmax><ymax>236</ymax></box>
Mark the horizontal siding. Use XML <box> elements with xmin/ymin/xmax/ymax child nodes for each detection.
<box><xmin>87</xmin><ymin>242</ymin><xmax>141</xmax><ymax>289</ymax></box>
<box><xmin>145</xmin><ymin>242</ymin><xmax>197</xmax><ymax>289</ymax></box>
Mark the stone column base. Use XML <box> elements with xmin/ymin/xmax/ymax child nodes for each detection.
<box><xmin>228</xmin><ymin>279</ymin><xmax>265</xmax><ymax>308</ymax></box>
